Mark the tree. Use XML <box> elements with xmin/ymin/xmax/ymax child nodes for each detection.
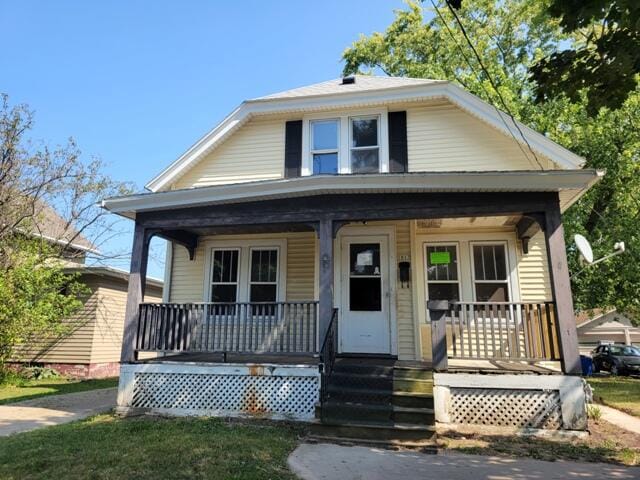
<box><xmin>0</xmin><ymin>94</ymin><xmax>132</xmax><ymax>370</ymax></box>
<box><xmin>531</xmin><ymin>0</ymin><xmax>640</xmax><ymax>115</ymax></box>
<box><xmin>342</xmin><ymin>1</ymin><xmax>640</xmax><ymax>321</ymax></box>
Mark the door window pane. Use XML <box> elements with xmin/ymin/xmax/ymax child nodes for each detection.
<box><xmin>350</xmin><ymin>244</ymin><xmax>381</xmax><ymax>276</ymax></box>
<box><xmin>349</xmin><ymin>243</ymin><xmax>382</xmax><ymax>312</ymax></box>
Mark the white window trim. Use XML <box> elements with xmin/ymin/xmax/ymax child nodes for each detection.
<box><xmin>209</xmin><ymin>247</ymin><xmax>241</xmax><ymax>303</ymax></box>
<box><xmin>248</xmin><ymin>247</ymin><xmax>280</xmax><ymax>303</ymax></box>
<box><xmin>424</xmin><ymin>242</ymin><xmax>462</xmax><ymax>302</ymax></box>
<box><xmin>203</xmin><ymin>239</ymin><xmax>287</xmax><ymax>303</ymax></box>
<box><xmin>469</xmin><ymin>240</ymin><xmax>512</xmax><ymax>302</ymax></box>
<box><xmin>301</xmin><ymin>108</ymin><xmax>389</xmax><ymax>176</ymax></box>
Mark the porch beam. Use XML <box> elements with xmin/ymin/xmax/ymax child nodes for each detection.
<box><xmin>137</xmin><ymin>192</ymin><xmax>560</xmax><ymax>230</ymax></box>
<box><xmin>317</xmin><ymin>218</ymin><xmax>334</xmax><ymax>346</ymax></box>
<box><xmin>121</xmin><ymin>222</ymin><xmax>152</xmax><ymax>363</ymax></box>
<box><xmin>153</xmin><ymin>229</ymin><xmax>198</xmax><ymax>260</ymax></box>
<box><xmin>544</xmin><ymin>198</ymin><xmax>581</xmax><ymax>374</ymax></box>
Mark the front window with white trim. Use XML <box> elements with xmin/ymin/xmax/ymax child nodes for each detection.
<box><xmin>425</xmin><ymin>244</ymin><xmax>460</xmax><ymax>302</ymax></box>
<box><xmin>249</xmin><ymin>248</ymin><xmax>279</xmax><ymax>303</ymax></box>
<box><xmin>471</xmin><ymin>243</ymin><xmax>510</xmax><ymax>301</ymax></box>
<box><xmin>210</xmin><ymin>249</ymin><xmax>239</xmax><ymax>303</ymax></box>
<box><xmin>350</xmin><ymin>116</ymin><xmax>380</xmax><ymax>173</ymax></box>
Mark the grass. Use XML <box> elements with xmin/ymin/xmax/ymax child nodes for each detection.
<box><xmin>0</xmin><ymin>415</ymin><xmax>303</xmax><ymax>480</ymax></box>
<box><xmin>0</xmin><ymin>377</ymin><xmax>118</xmax><ymax>405</ymax></box>
<box><xmin>588</xmin><ymin>376</ymin><xmax>640</xmax><ymax>417</ymax></box>
<box><xmin>439</xmin><ymin>419</ymin><xmax>640</xmax><ymax>466</ymax></box>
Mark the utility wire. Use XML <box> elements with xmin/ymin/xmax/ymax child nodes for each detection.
<box><xmin>432</xmin><ymin>0</ymin><xmax>545</xmax><ymax>170</ymax></box>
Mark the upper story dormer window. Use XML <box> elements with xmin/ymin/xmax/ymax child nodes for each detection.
<box><xmin>302</xmin><ymin>109</ymin><xmax>389</xmax><ymax>176</ymax></box>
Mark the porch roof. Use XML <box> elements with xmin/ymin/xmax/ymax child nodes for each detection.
<box><xmin>102</xmin><ymin>170</ymin><xmax>602</xmax><ymax>220</ymax></box>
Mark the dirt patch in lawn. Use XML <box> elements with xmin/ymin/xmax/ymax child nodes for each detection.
<box><xmin>438</xmin><ymin>419</ymin><xmax>640</xmax><ymax>466</ymax></box>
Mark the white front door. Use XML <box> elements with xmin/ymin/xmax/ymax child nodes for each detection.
<box><xmin>339</xmin><ymin>235</ymin><xmax>391</xmax><ymax>354</ymax></box>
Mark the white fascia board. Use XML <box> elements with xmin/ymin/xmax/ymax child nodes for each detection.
<box><xmin>105</xmin><ymin>170</ymin><xmax>603</xmax><ymax>218</ymax></box>
<box><xmin>145</xmin><ymin>81</ymin><xmax>586</xmax><ymax>192</ymax></box>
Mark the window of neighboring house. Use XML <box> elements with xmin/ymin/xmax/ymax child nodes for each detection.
<box><xmin>350</xmin><ymin>116</ymin><xmax>380</xmax><ymax>174</ymax></box>
<box><xmin>311</xmin><ymin>119</ymin><xmax>339</xmax><ymax>174</ymax></box>
<box><xmin>425</xmin><ymin>244</ymin><xmax>460</xmax><ymax>302</ymax></box>
<box><xmin>471</xmin><ymin>243</ymin><xmax>510</xmax><ymax>301</ymax></box>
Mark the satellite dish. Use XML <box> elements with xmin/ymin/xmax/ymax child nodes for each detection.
<box><xmin>574</xmin><ymin>234</ymin><xmax>594</xmax><ymax>264</ymax></box>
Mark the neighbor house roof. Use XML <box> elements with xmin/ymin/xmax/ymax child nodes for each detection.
<box><xmin>63</xmin><ymin>265</ymin><xmax>164</xmax><ymax>289</ymax></box>
<box><xmin>21</xmin><ymin>202</ymin><xmax>98</xmax><ymax>254</ymax></box>
<box><xmin>103</xmin><ymin>170</ymin><xmax>603</xmax><ymax>220</ymax></box>
<box><xmin>145</xmin><ymin>76</ymin><xmax>587</xmax><ymax>192</ymax></box>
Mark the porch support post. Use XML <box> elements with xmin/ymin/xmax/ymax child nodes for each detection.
<box><xmin>428</xmin><ymin>300</ymin><xmax>449</xmax><ymax>371</ymax></box>
<box><xmin>121</xmin><ymin>222</ymin><xmax>152</xmax><ymax>363</ymax></box>
<box><xmin>544</xmin><ymin>200</ymin><xmax>581</xmax><ymax>375</ymax></box>
<box><xmin>318</xmin><ymin>218</ymin><xmax>334</xmax><ymax>344</ymax></box>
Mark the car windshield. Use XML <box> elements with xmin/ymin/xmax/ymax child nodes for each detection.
<box><xmin>609</xmin><ymin>346</ymin><xmax>640</xmax><ymax>356</ymax></box>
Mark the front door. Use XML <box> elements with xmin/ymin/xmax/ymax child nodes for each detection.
<box><xmin>340</xmin><ymin>235</ymin><xmax>391</xmax><ymax>354</ymax></box>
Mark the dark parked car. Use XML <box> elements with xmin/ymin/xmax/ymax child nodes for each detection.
<box><xmin>592</xmin><ymin>344</ymin><xmax>640</xmax><ymax>376</ymax></box>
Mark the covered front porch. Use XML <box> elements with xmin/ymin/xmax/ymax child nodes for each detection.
<box><xmin>103</xmin><ymin>172</ymin><xmax>597</xmax><ymax>429</ymax></box>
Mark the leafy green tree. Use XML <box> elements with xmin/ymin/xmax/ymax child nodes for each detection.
<box><xmin>531</xmin><ymin>0</ymin><xmax>640</xmax><ymax>115</ymax></box>
<box><xmin>0</xmin><ymin>95</ymin><xmax>132</xmax><ymax>372</ymax></box>
<box><xmin>342</xmin><ymin>1</ymin><xmax>640</xmax><ymax>321</ymax></box>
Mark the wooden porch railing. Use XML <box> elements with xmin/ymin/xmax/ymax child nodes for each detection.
<box><xmin>444</xmin><ymin>301</ymin><xmax>560</xmax><ymax>361</ymax></box>
<box><xmin>430</xmin><ymin>302</ymin><xmax>561</xmax><ymax>369</ymax></box>
<box><xmin>135</xmin><ymin>301</ymin><xmax>319</xmax><ymax>356</ymax></box>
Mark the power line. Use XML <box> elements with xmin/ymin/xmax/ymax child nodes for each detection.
<box><xmin>432</xmin><ymin>0</ymin><xmax>545</xmax><ymax>170</ymax></box>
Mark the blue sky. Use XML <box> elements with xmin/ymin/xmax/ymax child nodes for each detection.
<box><xmin>0</xmin><ymin>0</ymin><xmax>405</xmax><ymax>278</ymax></box>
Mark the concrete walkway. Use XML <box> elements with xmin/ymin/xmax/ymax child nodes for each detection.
<box><xmin>599</xmin><ymin>404</ymin><xmax>640</xmax><ymax>435</ymax></box>
<box><xmin>288</xmin><ymin>443</ymin><xmax>639</xmax><ymax>480</ymax></box>
<box><xmin>0</xmin><ymin>387</ymin><xmax>117</xmax><ymax>436</ymax></box>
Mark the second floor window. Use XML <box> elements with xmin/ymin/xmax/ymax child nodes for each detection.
<box><xmin>350</xmin><ymin>116</ymin><xmax>379</xmax><ymax>173</ymax></box>
<box><xmin>311</xmin><ymin>119</ymin><xmax>339</xmax><ymax>174</ymax></box>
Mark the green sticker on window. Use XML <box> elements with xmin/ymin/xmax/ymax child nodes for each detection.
<box><xmin>430</xmin><ymin>251</ymin><xmax>451</xmax><ymax>265</ymax></box>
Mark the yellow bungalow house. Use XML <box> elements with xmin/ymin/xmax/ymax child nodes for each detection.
<box><xmin>103</xmin><ymin>76</ymin><xmax>601</xmax><ymax>444</ymax></box>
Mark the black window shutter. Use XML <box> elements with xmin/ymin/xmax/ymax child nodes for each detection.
<box><xmin>284</xmin><ymin>120</ymin><xmax>303</xmax><ymax>178</ymax></box>
<box><xmin>388</xmin><ymin>111</ymin><xmax>408</xmax><ymax>173</ymax></box>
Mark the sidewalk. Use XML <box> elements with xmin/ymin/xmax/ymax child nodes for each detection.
<box><xmin>0</xmin><ymin>387</ymin><xmax>116</xmax><ymax>436</ymax></box>
<box><xmin>598</xmin><ymin>404</ymin><xmax>640</xmax><ymax>434</ymax></box>
<box><xmin>289</xmin><ymin>443</ymin><xmax>639</xmax><ymax>480</ymax></box>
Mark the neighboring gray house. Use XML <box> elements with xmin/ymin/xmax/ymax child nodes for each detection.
<box><xmin>576</xmin><ymin>309</ymin><xmax>640</xmax><ymax>355</ymax></box>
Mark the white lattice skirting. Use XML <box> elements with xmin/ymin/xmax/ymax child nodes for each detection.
<box><xmin>117</xmin><ymin>363</ymin><xmax>320</xmax><ymax>421</ymax></box>
<box><xmin>434</xmin><ymin>373</ymin><xmax>587</xmax><ymax>431</ymax></box>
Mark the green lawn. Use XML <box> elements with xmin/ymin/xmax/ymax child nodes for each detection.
<box><xmin>0</xmin><ymin>377</ymin><xmax>119</xmax><ymax>405</ymax></box>
<box><xmin>588</xmin><ymin>376</ymin><xmax>640</xmax><ymax>418</ymax></box>
<box><xmin>0</xmin><ymin>415</ymin><xmax>302</xmax><ymax>480</ymax></box>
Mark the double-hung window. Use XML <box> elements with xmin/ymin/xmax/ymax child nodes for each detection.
<box><xmin>249</xmin><ymin>248</ymin><xmax>279</xmax><ymax>303</ymax></box>
<box><xmin>471</xmin><ymin>243</ymin><xmax>510</xmax><ymax>301</ymax></box>
<box><xmin>304</xmin><ymin>111</ymin><xmax>388</xmax><ymax>175</ymax></box>
<box><xmin>210</xmin><ymin>249</ymin><xmax>240</xmax><ymax>314</ymax></box>
<box><xmin>350</xmin><ymin>116</ymin><xmax>380</xmax><ymax>173</ymax></box>
<box><xmin>425</xmin><ymin>244</ymin><xmax>460</xmax><ymax>302</ymax></box>
<box><xmin>310</xmin><ymin>119</ymin><xmax>339</xmax><ymax>174</ymax></box>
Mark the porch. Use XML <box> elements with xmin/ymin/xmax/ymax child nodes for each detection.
<box><xmin>103</xmin><ymin>173</ymin><xmax>595</xmax><ymax>432</ymax></box>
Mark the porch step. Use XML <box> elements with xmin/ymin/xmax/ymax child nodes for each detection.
<box><xmin>318</xmin><ymin>356</ymin><xmax>436</xmax><ymax>446</ymax></box>
<box><xmin>310</xmin><ymin>420</ymin><xmax>437</xmax><ymax>444</ymax></box>
<box><xmin>321</xmin><ymin>400</ymin><xmax>435</xmax><ymax>424</ymax></box>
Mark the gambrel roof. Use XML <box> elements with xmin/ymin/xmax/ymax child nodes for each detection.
<box><xmin>145</xmin><ymin>76</ymin><xmax>587</xmax><ymax>192</ymax></box>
